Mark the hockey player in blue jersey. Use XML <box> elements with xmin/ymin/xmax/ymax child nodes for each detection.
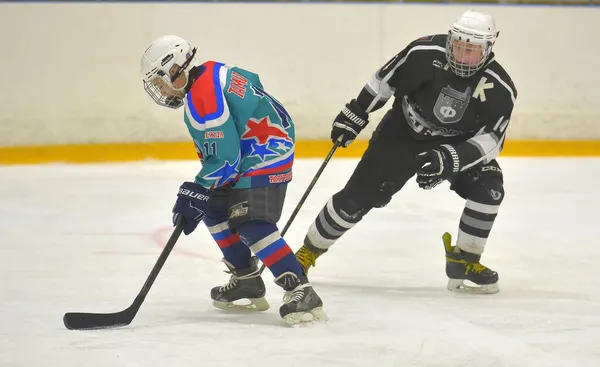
<box><xmin>139</xmin><ymin>35</ymin><xmax>326</xmax><ymax>325</ymax></box>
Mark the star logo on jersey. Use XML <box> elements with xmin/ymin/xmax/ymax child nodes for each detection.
<box><xmin>204</xmin><ymin>154</ymin><xmax>241</xmax><ymax>187</ymax></box>
<box><xmin>272</xmin><ymin>140</ymin><xmax>292</xmax><ymax>152</ymax></box>
<box><xmin>249</xmin><ymin>143</ymin><xmax>279</xmax><ymax>162</ymax></box>
<box><xmin>241</xmin><ymin>116</ymin><xmax>291</xmax><ymax>145</ymax></box>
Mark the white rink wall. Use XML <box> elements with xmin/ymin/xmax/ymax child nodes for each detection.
<box><xmin>0</xmin><ymin>2</ymin><xmax>599</xmax><ymax>147</ymax></box>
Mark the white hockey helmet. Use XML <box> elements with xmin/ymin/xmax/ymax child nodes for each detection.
<box><xmin>140</xmin><ymin>35</ymin><xmax>197</xmax><ymax>109</ymax></box>
<box><xmin>446</xmin><ymin>10</ymin><xmax>498</xmax><ymax>77</ymax></box>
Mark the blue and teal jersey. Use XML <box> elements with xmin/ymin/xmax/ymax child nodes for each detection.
<box><xmin>183</xmin><ymin>61</ymin><xmax>295</xmax><ymax>190</ymax></box>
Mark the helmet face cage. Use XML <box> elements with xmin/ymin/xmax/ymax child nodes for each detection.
<box><xmin>445</xmin><ymin>30</ymin><xmax>492</xmax><ymax>78</ymax></box>
<box><xmin>143</xmin><ymin>74</ymin><xmax>185</xmax><ymax>109</ymax></box>
<box><xmin>142</xmin><ymin>43</ymin><xmax>197</xmax><ymax>109</ymax></box>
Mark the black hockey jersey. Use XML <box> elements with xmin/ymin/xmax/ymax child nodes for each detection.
<box><xmin>355</xmin><ymin>34</ymin><xmax>518</xmax><ymax>172</ymax></box>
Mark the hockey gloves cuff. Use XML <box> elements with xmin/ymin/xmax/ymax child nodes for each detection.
<box><xmin>416</xmin><ymin>144</ymin><xmax>460</xmax><ymax>190</ymax></box>
<box><xmin>331</xmin><ymin>99</ymin><xmax>369</xmax><ymax>147</ymax></box>
<box><xmin>172</xmin><ymin>182</ymin><xmax>212</xmax><ymax>235</ymax></box>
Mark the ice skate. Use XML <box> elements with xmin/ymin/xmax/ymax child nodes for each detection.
<box><xmin>211</xmin><ymin>257</ymin><xmax>270</xmax><ymax>311</ymax></box>
<box><xmin>295</xmin><ymin>237</ymin><xmax>327</xmax><ymax>275</ymax></box>
<box><xmin>274</xmin><ymin>272</ymin><xmax>327</xmax><ymax>326</ymax></box>
<box><xmin>442</xmin><ymin>232</ymin><xmax>499</xmax><ymax>294</ymax></box>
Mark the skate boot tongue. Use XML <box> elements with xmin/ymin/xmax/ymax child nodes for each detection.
<box><xmin>274</xmin><ymin>271</ymin><xmax>306</xmax><ymax>291</ymax></box>
<box><xmin>210</xmin><ymin>257</ymin><xmax>270</xmax><ymax>311</ymax></box>
<box><xmin>274</xmin><ymin>272</ymin><xmax>327</xmax><ymax>326</ymax></box>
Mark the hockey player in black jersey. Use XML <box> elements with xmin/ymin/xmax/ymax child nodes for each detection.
<box><xmin>296</xmin><ymin>10</ymin><xmax>517</xmax><ymax>294</ymax></box>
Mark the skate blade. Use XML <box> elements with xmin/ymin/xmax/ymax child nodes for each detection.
<box><xmin>213</xmin><ymin>297</ymin><xmax>270</xmax><ymax>312</ymax></box>
<box><xmin>282</xmin><ymin>307</ymin><xmax>328</xmax><ymax>327</ymax></box>
<box><xmin>447</xmin><ymin>279</ymin><xmax>499</xmax><ymax>295</ymax></box>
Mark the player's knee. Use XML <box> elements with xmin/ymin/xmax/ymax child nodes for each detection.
<box><xmin>471</xmin><ymin>177</ymin><xmax>505</xmax><ymax>205</ymax></box>
<box><xmin>372</xmin><ymin>180</ymin><xmax>402</xmax><ymax>208</ymax></box>
<box><xmin>332</xmin><ymin>190</ymin><xmax>370</xmax><ymax>223</ymax></box>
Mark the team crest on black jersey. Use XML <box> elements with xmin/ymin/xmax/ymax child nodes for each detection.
<box><xmin>433</xmin><ymin>85</ymin><xmax>472</xmax><ymax>124</ymax></box>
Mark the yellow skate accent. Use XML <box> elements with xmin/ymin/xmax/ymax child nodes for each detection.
<box><xmin>442</xmin><ymin>232</ymin><xmax>499</xmax><ymax>294</ymax></box>
<box><xmin>295</xmin><ymin>245</ymin><xmax>322</xmax><ymax>275</ymax></box>
<box><xmin>442</xmin><ymin>232</ymin><xmax>489</xmax><ymax>275</ymax></box>
<box><xmin>442</xmin><ymin>232</ymin><xmax>454</xmax><ymax>253</ymax></box>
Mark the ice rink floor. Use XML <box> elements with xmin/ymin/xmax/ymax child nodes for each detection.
<box><xmin>1</xmin><ymin>158</ymin><xmax>599</xmax><ymax>367</ymax></box>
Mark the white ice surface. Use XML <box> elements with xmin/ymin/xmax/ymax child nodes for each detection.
<box><xmin>1</xmin><ymin>158</ymin><xmax>599</xmax><ymax>367</ymax></box>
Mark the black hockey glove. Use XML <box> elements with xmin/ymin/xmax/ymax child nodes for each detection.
<box><xmin>331</xmin><ymin>99</ymin><xmax>369</xmax><ymax>147</ymax></box>
<box><xmin>415</xmin><ymin>144</ymin><xmax>460</xmax><ymax>190</ymax></box>
<box><xmin>172</xmin><ymin>182</ymin><xmax>211</xmax><ymax>235</ymax></box>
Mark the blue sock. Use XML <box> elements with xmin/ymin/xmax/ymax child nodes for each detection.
<box><xmin>205</xmin><ymin>217</ymin><xmax>251</xmax><ymax>269</ymax></box>
<box><xmin>235</xmin><ymin>220</ymin><xmax>303</xmax><ymax>278</ymax></box>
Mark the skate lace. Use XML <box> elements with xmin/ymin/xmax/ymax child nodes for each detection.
<box><xmin>219</xmin><ymin>268</ymin><xmax>260</xmax><ymax>293</ymax></box>
<box><xmin>465</xmin><ymin>262</ymin><xmax>487</xmax><ymax>275</ymax></box>
<box><xmin>283</xmin><ymin>284</ymin><xmax>309</xmax><ymax>303</ymax></box>
<box><xmin>296</xmin><ymin>247</ymin><xmax>317</xmax><ymax>268</ymax></box>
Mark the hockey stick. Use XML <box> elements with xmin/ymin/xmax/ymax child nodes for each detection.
<box><xmin>258</xmin><ymin>137</ymin><xmax>343</xmax><ymax>275</ymax></box>
<box><xmin>63</xmin><ymin>217</ymin><xmax>185</xmax><ymax>330</ymax></box>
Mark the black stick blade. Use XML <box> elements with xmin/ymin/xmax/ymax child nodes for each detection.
<box><xmin>63</xmin><ymin>221</ymin><xmax>183</xmax><ymax>331</ymax></box>
<box><xmin>63</xmin><ymin>308</ymin><xmax>134</xmax><ymax>330</ymax></box>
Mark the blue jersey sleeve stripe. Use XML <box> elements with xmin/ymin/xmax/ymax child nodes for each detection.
<box><xmin>204</xmin><ymin>62</ymin><xmax>226</xmax><ymax>121</ymax></box>
<box><xmin>186</xmin><ymin>92</ymin><xmax>205</xmax><ymax>124</ymax></box>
